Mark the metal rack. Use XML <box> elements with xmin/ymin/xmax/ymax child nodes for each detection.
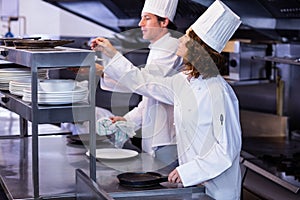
<box><xmin>0</xmin><ymin>46</ymin><xmax>96</xmax><ymax>199</ymax></box>
<box><xmin>252</xmin><ymin>56</ymin><xmax>300</xmax><ymax>66</ymax></box>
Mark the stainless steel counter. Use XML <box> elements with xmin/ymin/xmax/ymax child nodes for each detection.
<box><xmin>241</xmin><ymin>137</ymin><xmax>300</xmax><ymax>199</ymax></box>
<box><xmin>0</xmin><ymin>135</ymin><xmax>211</xmax><ymax>200</ymax></box>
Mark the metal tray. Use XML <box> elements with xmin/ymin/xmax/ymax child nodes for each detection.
<box><xmin>13</xmin><ymin>39</ymin><xmax>74</xmax><ymax>49</ymax></box>
<box><xmin>0</xmin><ymin>37</ymin><xmax>41</xmax><ymax>46</ymax></box>
<box><xmin>66</xmin><ymin>134</ymin><xmax>107</xmax><ymax>145</ymax></box>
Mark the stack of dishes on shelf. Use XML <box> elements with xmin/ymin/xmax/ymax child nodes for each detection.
<box><xmin>9</xmin><ymin>78</ymin><xmax>31</xmax><ymax>96</ymax></box>
<box><xmin>22</xmin><ymin>79</ymin><xmax>88</xmax><ymax>105</ymax></box>
<box><xmin>0</xmin><ymin>67</ymin><xmax>48</xmax><ymax>91</ymax></box>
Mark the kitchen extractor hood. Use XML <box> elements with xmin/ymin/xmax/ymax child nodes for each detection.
<box><xmin>42</xmin><ymin>0</ymin><xmax>206</xmax><ymax>33</ymax></box>
<box><xmin>42</xmin><ymin>0</ymin><xmax>300</xmax><ymax>42</ymax></box>
<box><xmin>192</xmin><ymin>0</ymin><xmax>300</xmax><ymax>42</ymax></box>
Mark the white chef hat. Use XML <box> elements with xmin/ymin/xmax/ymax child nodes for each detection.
<box><xmin>191</xmin><ymin>0</ymin><xmax>241</xmax><ymax>53</ymax></box>
<box><xmin>142</xmin><ymin>0</ymin><xmax>178</xmax><ymax>22</ymax></box>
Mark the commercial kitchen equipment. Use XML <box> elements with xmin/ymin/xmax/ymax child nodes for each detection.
<box><xmin>241</xmin><ymin>137</ymin><xmax>300</xmax><ymax>199</ymax></box>
<box><xmin>7</xmin><ymin>0</ymin><xmax>300</xmax><ymax>199</ymax></box>
<box><xmin>0</xmin><ymin>133</ymin><xmax>213</xmax><ymax>200</ymax></box>
<box><xmin>222</xmin><ymin>40</ymin><xmax>269</xmax><ymax>81</ymax></box>
<box><xmin>234</xmin><ymin>43</ymin><xmax>300</xmax><ymax>199</ymax></box>
<box><xmin>0</xmin><ymin>44</ymin><xmax>96</xmax><ymax>199</ymax></box>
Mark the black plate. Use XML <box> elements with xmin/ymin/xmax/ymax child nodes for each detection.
<box><xmin>13</xmin><ymin>39</ymin><xmax>74</xmax><ymax>49</ymax></box>
<box><xmin>117</xmin><ymin>172</ymin><xmax>168</xmax><ymax>187</ymax></box>
<box><xmin>66</xmin><ymin>134</ymin><xmax>107</xmax><ymax>145</ymax></box>
<box><xmin>0</xmin><ymin>37</ymin><xmax>41</xmax><ymax>46</ymax></box>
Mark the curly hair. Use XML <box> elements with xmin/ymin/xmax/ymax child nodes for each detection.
<box><xmin>183</xmin><ymin>30</ymin><xmax>226</xmax><ymax>79</ymax></box>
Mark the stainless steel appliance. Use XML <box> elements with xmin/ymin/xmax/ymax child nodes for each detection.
<box><xmin>241</xmin><ymin>138</ymin><xmax>300</xmax><ymax>200</ymax></box>
<box><xmin>222</xmin><ymin>40</ymin><xmax>268</xmax><ymax>81</ymax></box>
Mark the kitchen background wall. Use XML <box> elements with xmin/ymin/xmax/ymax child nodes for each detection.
<box><xmin>0</xmin><ymin>0</ymin><xmax>114</xmax><ymax>38</ymax></box>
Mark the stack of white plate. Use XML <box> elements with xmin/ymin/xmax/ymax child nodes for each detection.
<box><xmin>22</xmin><ymin>86</ymin><xmax>88</xmax><ymax>105</ymax></box>
<box><xmin>0</xmin><ymin>68</ymin><xmax>48</xmax><ymax>90</ymax></box>
<box><xmin>9</xmin><ymin>78</ymin><xmax>31</xmax><ymax>96</ymax></box>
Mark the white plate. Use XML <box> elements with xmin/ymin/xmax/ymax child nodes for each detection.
<box><xmin>22</xmin><ymin>96</ymin><xmax>87</xmax><ymax>105</ymax></box>
<box><xmin>10</xmin><ymin>90</ymin><xmax>24</xmax><ymax>96</ymax></box>
<box><xmin>86</xmin><ymin>148</ymin><xmax>138</xmax><ymax>160</ymax></box>
<box><xmin>23</xmin><ymin>86</ymin><xmax>87</xmax><ymax>94</ymax></box>
<box><xmin>21</xmin><ymin>89</ymin><xmax>88</xmax><ymax>104</ymax></box>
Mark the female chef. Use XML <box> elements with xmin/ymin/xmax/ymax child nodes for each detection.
<box><xmin>91</xmin><ymin>1</ymin><xmax>242</xmax><ymax>199</ymax></box>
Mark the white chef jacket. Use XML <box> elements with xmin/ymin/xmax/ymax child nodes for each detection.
<box><xmin>103</xmin><ymin>53</ymin><xmax>242</xmax><ymax>200</ymax></box>
<box><xmin>101</xmin><ymin>33</ymin><xmax>183</xmax><ymax>155</ymax></box>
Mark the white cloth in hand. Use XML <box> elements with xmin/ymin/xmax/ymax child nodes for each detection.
<box><xmin>96</xmin><ymin>117</ymin><xmax>136</xmax><ymax>148</ymax></box>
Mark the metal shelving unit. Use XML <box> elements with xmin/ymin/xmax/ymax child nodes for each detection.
<box><xmin>0</xmin><ymin>46</ymin><xmax>96</xmax><ymax>199</ymax></box>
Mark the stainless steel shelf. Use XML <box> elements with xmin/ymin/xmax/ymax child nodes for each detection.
<box><xmin>0</xmin><ymin>91</ymin><xmax>93</xmax><ymax>124</ymax></box>
<box><xmin>0</xmin><ymin>46</ymin><xmax>96</xmax><ymax>200</ymax></box>
<box><xmin>4</xmin><ymin>46</ymin><xmax>95</xmax><ymax>68</ymax></box>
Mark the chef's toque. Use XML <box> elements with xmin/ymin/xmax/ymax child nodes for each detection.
<box><xmin>191</xmin><ymin>0</ymin><xmax>241</xmax><ymax>53</ymax></box>
<box><xmin>142</xmin><ymin>0</ymin><xmax>178</xmax><ymax>22</ymax></box>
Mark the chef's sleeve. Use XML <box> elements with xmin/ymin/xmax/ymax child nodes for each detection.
<box><xmin>104</xmin><ymin>52</ymin><xmax>176</xmax><ymax>105</ymax></box>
